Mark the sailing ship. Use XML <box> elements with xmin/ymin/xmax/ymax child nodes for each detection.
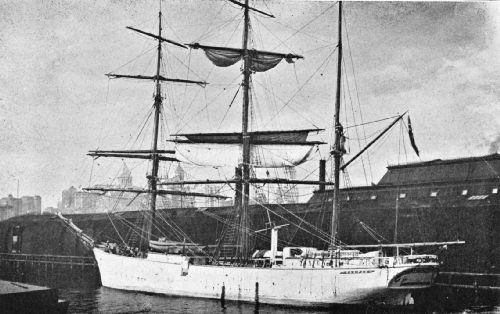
<box><xmin>78</xmin><ymin>0</ymin><xmax>463</xmax><ymax>307</ymax></box>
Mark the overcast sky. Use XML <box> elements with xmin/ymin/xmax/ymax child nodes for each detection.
<box><xmin>1</xmin><ymin>0</ymin><xmax>499</xmax><ymax>208</ymax></box>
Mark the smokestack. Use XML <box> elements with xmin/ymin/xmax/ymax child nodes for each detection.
<box><xmin>489</xmin><ymin>134</ymin><xmax>500</xmax><ymax>154</ymax></box>
<box><xmin>319</xmin><ymin>159</ymin><xmax>326</xmax><ymax>191</ymax></box>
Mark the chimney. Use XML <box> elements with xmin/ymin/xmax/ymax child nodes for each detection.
<box><xmin>319</xmin><ymin>159</ymin><xmax>326</xmax><ymax>191</ymax></box>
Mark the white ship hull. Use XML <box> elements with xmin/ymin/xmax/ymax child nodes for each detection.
<box><xmin>94</xmin><ymin>248</ymin><xmax>437</xmax><ymax>307</ymax></box>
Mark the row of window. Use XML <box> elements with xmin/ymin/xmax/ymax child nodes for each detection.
<box><xmin>340</xmin><ymin>187</ymin><xmax>499</xmax><ymax>201</ymax></box>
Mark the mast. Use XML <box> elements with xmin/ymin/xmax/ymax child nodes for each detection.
<box><xmin>144</xmin><ymin>10</ymin><xmax>163</xmax><ymax>250</ymax></box>
<box><xmin>86</xmin><ymin>6</ymin><xmax>206</xmax><ymax>253</ymax></box>
<box><xmin>394</xmin><ymin>194</ymin><xmax>400</xmax><ymax>256</ymax></box>
<box><xmin>185</xmin><ymin>0</ymin><xmax>303</xmax><ymax>261</ymax></box>
<box><xmin>330</xmin><ymin>1</ymin><xmax>343</xmax><ymax>248</ymax></box>
<box><xmin>240</xmin><ymin>0</ymin><xmax>251</xmax><ymax>261</ymax></box>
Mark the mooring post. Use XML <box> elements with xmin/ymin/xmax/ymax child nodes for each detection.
<box><xmin>220</xmin><ymin>284</ymin><xmax>226</xmax><ymax>308</ymax></box>
<box><xmin>255</xmin><ymin>282</ymin><xmax>259</xmax><ymax>311</ymax></box>
<box><xmin>474</xmin><ymin>278</ymin><xmax>479</xmax><ymax>305</ymax></box>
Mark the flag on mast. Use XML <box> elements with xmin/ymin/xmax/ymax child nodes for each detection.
<box><xmin>408</xmin><ymin>116</ymin><xmax>420</xmax><ymax>156</ymax></box>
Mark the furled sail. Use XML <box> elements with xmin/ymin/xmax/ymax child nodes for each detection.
<box><xmin>204</xmin><ymin>48</ymin><xmax>242</xmax><ymax>67</ymax></box>
<box><xmin>248</xmin><ymin>50</ymin><xmax>287</xmax><ymax>72</ymax></box>
<box><xmin>171</xmin><ymin>129</ymin><xmax>323</xmax><ymax>168</ymax></box>
<box><xmin>188</xmin><ymin>43</ymin><xmax>303</xmax><ymax>73</ymax></box>
<box><xmin>174</xmin><ymin>143</ymin><xmax>315</xmax><ymax>168</ymax></box>
<box><xmin>172</xmin><ymin>129</ymin><xmax>323</xmax><ymax>145</ymax></box>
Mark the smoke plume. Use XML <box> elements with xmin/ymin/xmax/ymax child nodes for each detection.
<box><xmin>489</xmin><ymin>134</ymin><xmax>500</xmax><ymax>154</ymax></box>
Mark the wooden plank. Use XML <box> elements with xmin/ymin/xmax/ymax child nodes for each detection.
<box><xmin>435</xmin><ymin>283</ymin><xmax>500</xmax><ymax>290</ymax></box>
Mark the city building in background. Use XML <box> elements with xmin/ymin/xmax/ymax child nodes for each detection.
<box><xmin>0</xmin><ymin>194</ymin><xmax>42</xmax><ymax>220</ymax></box>
<box><xmin>58</xmin><ymin>163</ymin><xmax>236</xmax><ymax>214</ymax></box>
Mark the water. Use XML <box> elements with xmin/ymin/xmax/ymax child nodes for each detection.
<box><xmin>0</xmin><ymin>262</ymin><xmax>498</xmax><ymax>313</ymax></box>
<box><xmin>58</xmin><ymin>286</ymin><xmax>500</xmax><ymax>314</ymax></box>
<box><xmin>60</xmin><ymin>286</ymin><xmax>331</xmax><ymax>314</ymax></box>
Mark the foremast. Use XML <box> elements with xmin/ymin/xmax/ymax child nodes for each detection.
<box><xmin>146</xmin><ymin>11</ymin><xmax>164</xmax><ymax>251</ymax></box>
<box><xmin>84</xmin><ymin>9</ymin><xmax>209</xmax><ymax>253</ymax></box>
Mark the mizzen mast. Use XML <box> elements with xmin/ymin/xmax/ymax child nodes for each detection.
<box><xmin>330</xmin><ymin>1</ymin><xmax>343</xmax><ymax>248</ymax></box>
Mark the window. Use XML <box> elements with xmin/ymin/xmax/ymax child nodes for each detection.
<box><xmin>493</xmin><ymin>188</ymin><xmax>498</xmax><ymax>194</ymax></box>
<box><xmin>461</xmin><ymin>189</ymin><xmax>468</xmax><ymax>196</ymax></box>
<box><xmin>370</xmin><ymin>195</ymin><xmax>377</xmax><ymax>200</ymax></box>
<box><xmin>12</xmin><ymin>236</ymin><xmax>18</xmax><ymax>252</ymax></box>
<box><xmin>11</xmin><ymin>225</ymin><xmax>22</xmax><ymax>253</ymax></box>
<box><xmin>399</xmin><ymin>193</ymin><xmax>406</xmax><ymax>199</ymax></box>
<box><xmin>468</xmin><ymin>195</ymin><xmax>488</xmax><ymax>201</ymax></box>
<box><xmin>430</xmin><ymin>191</ymin><xmax>438</xmax><ymax>197</ymax></box>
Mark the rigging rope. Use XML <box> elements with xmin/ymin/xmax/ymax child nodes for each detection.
<box><xmin>270</xmin><ymin>1</ymin><xmax>339</xmax><ymax>51</ymax></box>
<box><xmin>175</xmin><ymin>73</ymin><xmax>241</xmax><ymax>132</ymax></box>
<box><xmin>130</xmin><ymin>106</ymin><xmax>155</xmax><ymax>149</ymax></box>
<box><xmin>345</xmin><ymin>115</ymin><xmax>402</xmax><ymax>129</ymax></box>
<box><xmin>193</xmin><ymin>3</ymin><xmax>234</xmax><ymax>42</ymax></box>
<box><xmin>253</xmin><ymin>15</ymin><xmax>298</xmax><ymax>55</ymax></box>
<box><xmin>174</xmin><ymin>16</ymin><xmax>243</xmax><ymax>132</ymax></box>
<box><xmin>218</xmin><ymin>84</ymin><xmax>241</xmax><ymax>130</ymax></box>
<box><xmin>263</xmin><ymin>45</ymin><xmax>338</xmax><ymax>128</ymax></box>
<box><xmin>342</xmin><ymin>59</ymin><xmax>368</xmax><ymax>185</ymax></box>
<box><xmin>343</xmin><ymin>12</ymin><xmax>373</xmax><ymax>182</ymax></box>
<box><xmin>107</xmin><ymin>45</ymin><xmax>157</xmax><ymax>75</ymax></box>
<box><xmin>218</xmin><ymin>171</ymin><xmax>337</xmax><ymax>245</ymax></box>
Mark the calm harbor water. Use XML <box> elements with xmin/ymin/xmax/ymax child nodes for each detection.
<box><xmin>0</xmin><ymin>261</ymin><xmax>498</xmax><ymax>313</ymax></box>
<box><xmin>60</xmin><ymin>286</ymin><xmax>328</xmax><ymax>314</ymax></box>
<box><xmin>57</xmin><ymin>285</ymin><xmax>500</xmax><ymax>314</ymax></box>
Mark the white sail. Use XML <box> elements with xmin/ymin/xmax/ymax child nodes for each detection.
<box><xmin>174</xmin><ymin>143</ymin><xmax>315</xmax><ymax>168</ymax></box>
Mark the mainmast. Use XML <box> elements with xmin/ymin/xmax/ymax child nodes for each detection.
<box><xmin>330</xmin><ymin>1</ymin><xmax>343</xmax><ymax>247</ymax></box>
<box><xmin>184</xmin><ymin>0</ymin><xmax>303</xmax><ymax>261</ymax></box>
<box><xmin>240</xmin><ymin>0</ymin><xmax>251</xmax><ymax>261</ymax></box>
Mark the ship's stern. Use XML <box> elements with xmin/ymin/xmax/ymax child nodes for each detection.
<box><xmin>388</xmin><ymin>255</ymin><xmax>439</xmax><ymax>289</ymax></box>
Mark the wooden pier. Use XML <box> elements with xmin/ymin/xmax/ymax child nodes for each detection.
<box><xmin>437</xmin><ymin>272</ymin><xmax>500</xmax><ymax>291</ymax></box>
<box><xmin>434</xmin><ymin>271</ymin><xmax>500</xmax><ymax>308</ymax></box>
<box><xmin>0</xmin><ymin>279</ymin><xmax>68</xmax><ymax>314</ymax></box>
<box><xmin>0</xmin><ymin>253</ymin><xmax>99</xmax><ymax>286</ymax></box>
<box><xmin>0</xmin><ymin>253</ymin><xmax>96</xmax><ymax>265</ymax></box>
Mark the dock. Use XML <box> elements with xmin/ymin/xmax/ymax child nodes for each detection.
<box><xmin>0</xmin><ymin>253</ymin><xmax>98</xmax><ymax>284</ymax></box>
<box><xmin>0</xmin><ymin>279</ymin><xmax>68</xmax><ymax>313</ymax></box>
<box><xmin>437</xmin><ymin>272</ymin><xmax>500</xmax><ymax>291</ymax></box>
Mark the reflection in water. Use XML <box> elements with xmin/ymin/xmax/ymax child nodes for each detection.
<box><xmin>58</xmin><ymin>286</ymin><xmax>500</xmax><ymax>314</ymax></box>
<box><xmin>61</xmin><ymin>286</ymin><xmax>329</xmax><ymax>314</ymax></box>
<box><xmin>0</xmin><ymin>262</ymin><xmax>497</xmax><ymax>313</ymax></box>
